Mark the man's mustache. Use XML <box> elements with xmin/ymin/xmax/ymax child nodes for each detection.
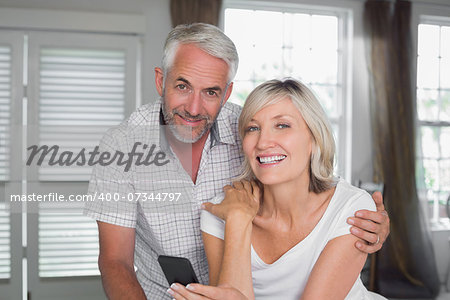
<box><xmin>173</xmin><ymin>110</ymin><xmax>210</xmax><ymax>122</ymax></box>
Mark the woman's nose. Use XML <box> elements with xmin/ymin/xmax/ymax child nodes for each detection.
<box><xmin>256</xmin><ymin>128</ymin><xmax>276</xmax><ymax>149</ymax></box>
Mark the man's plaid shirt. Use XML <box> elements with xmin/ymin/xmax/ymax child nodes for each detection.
<box><xmin>84</xmin><ymin>99</ymin><xmax>243</xmax><ymax>299</ymax></box>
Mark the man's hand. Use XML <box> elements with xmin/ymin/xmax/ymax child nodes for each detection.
<box><xmin>167</xmin><ymin>283</ymin><xmax>247</xmax><ymax>300</ymax></box>
<box><xmin>347</xmin><ymin>191</ymin><xmax>390</xmax><ymax>253</ymax></box>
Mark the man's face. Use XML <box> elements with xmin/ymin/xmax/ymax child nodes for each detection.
<box><xmin>155</xmin><ymin>44</ymin><xmax>233</xmax><ymax>143</ymax></box>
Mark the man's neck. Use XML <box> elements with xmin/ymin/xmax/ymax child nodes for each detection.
<box><xmin>166</xmin><ymin>129</ymin><xmax>209</xmax><ymax>184</ymax></box>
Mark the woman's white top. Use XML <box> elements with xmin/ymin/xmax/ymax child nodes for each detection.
<box><xmin>200</xmin><ymin>179</ymin><xmax>386</xmax><ymax>300</ymax></box>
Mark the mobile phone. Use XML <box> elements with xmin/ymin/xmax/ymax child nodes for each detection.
<box><xmin>157</xmin><ymin>255</ymin><xmax>199</xmax><ymax>286</ymax></box>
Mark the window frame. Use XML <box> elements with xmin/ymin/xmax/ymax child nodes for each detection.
<box><xmin>221</xmin><ymin>0</ymin><xmax>353</xmax><ymax>180</ymax></box>
<box><xmin>415</xmin><ymin>15</ymin><xmax>450</xmax><ymax>224</ymax></box>
<box><xmin>411</xmin><ymin>0</ymin><xmax>450</xmax><ymax>226</ymax></box>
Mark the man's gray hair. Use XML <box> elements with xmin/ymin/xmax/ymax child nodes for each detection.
<box><xmin>162</xmin><ymin>23</ymin><xmax>239</xmax><ymax>83</ymax></box>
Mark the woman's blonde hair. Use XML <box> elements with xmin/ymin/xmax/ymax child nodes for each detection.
<box><xmin>237</xmin><ymin>79</ymin><xmax>337</xmax><ymax>193</ymax></box>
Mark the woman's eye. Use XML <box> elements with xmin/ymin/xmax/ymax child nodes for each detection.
<box><xmin>276</xmin><ymin>123</ymin><xmax>290</xmax><ymax>129</ymax></box>
<box><xmin>245</xmin><ymin>126</ymin><xmax>259</xmax><ymax>133</ymax></box>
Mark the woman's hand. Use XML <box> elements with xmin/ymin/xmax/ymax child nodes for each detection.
<box><xmin>202</xmin><ymin>180</ymin><xmax>260</xmax><ymax>222</ymax></box>
<box><xmin>167</xmin><ymin>283</ymin><xmax>248</xmax><ymax>300</ymax></box>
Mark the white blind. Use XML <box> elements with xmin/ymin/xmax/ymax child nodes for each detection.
<box><xmin>38</xmin><ymin>47</ymin><xmax>126</xmax><ymax>181</ymax></box>
<box><xmin>36</xmin><ymin>43</ymin><xmax>132</xmax><ymax>277</ymax></box>
<box><xmin>0</xmin><ymin>44</ymin><xmax>11</xmax><ymax>280</ymax></box>
<box><xmin>39</xmin><ymin>203</ymin><xmax>99</xmax><ymax>277</ymax></box>
<box><xmin>0</xmin><ymin>203</ymin><xmax>11</xmax><ymax>279</ymax></box>
<box><xmin>0</xmin><ymin>45</ymin><xmax>11</xmax><ymax>181</ymax></box>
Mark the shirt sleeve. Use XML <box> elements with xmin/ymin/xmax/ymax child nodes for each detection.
<box><xmin>83</xmin><ymin>125</ymin><xmax>137</xmax><ymax>228</ymax></box>
<box><xmin>330</xmin><ymin>191</ymin><xmax>376</xmax><ymax>240</ymax></box>
<box><xmin>200</xmin><ymin>193</ymin><xmax>225</xmax><ymax>240</ymax></box>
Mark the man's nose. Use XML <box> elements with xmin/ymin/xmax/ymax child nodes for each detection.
<box><xmin>185</xmin><ymin>91</ymin><xmax>203</xmax><ymax>117</ymax></box>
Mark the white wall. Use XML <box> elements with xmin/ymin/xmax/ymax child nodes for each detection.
<box><xmin>0</xmin><ymin>0</ymin><xmax>171</xmax><ymax>103</ymax></box>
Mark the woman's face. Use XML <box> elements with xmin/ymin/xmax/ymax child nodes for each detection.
<box><xmin>242</xmin><ymin>97</ymin><xmax>313</xmax><ymax>186</ymax></box>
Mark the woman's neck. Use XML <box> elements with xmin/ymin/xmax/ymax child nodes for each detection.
<box><xmin>257</xmin><ymin>178</ymin><xmax>333</xmax><ymax>230</ymax></box>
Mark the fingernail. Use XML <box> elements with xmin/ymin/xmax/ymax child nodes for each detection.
<box><xmin>356</xmin><ymin>212</ymin><xmax>363</xmax><ymax>217</ymax></box>
<box><xmin>356</xmin><ymin>241</ymin><xmax>363</xmax><ymax>248</ymax></box>
<box><xmin>167</xmin><ymin>288</ymin><xmax>175</xmax><ymax>295</ymax></box>
<box><xmin>350</xmin><ymin>227</ymin><xmax>357</xmax><ymax>233</ymax></box>
<box><xmin>347</xmin><ymin>218</ymin><xmax>354</xmax><ymax>225</ymax></box>
<box><xmin>201</xmin><ymin>203</ymin><xmax>205</xmax><ymax>209</ymax></box>
<box><xmin>186</xmin><ymin>284</ymin><xmax>194</xmax><ymax>291</ymax></box>
<box><xmin>170</xmin><ymin>283</ymin><xmax>179</xmax><ymax>290</ymax></box>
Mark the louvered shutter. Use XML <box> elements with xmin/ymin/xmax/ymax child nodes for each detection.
<box><xmin>38</xmin><ymin>47</ymin><xmax>126</xmax><ymax>181</ymax></box>
<box><xmin>26</xmin><ymin>33</ymin><xmax>138</xmax><ymax>279</ymax></box>
<box><xmin>0</xmin><ymin>44</ymin><xmax>11</xmax><ymax>279</ymax></box>
<box><xmin>0</xmin><ymin>45</ymin><xmax>10</xmax><ymax>181</ymax></box>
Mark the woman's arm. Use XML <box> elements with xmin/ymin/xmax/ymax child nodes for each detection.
<box><xmin>202</xmin><ymin>215</ymin><xmax>254</xmax><ymax>299</ymax></box>
<box><xmin>300</xmin><ymin>234</ymin><xmax>367</xmax><ymax>300</ymax></box>
<box><xmin>200</xmin><ymin>181</ymin><xmax>260</xmax><ymax>299</ymax></box>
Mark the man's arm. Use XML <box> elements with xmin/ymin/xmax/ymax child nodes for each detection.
<box><xmin>348</xmin><ymin>191</ymin><xmax>390</xmax><ymax>253</ymax></box>
<box><xmin>97</xmin><ymin>221</ymin><xmax>146</xmax><ymax>300</ymax></box>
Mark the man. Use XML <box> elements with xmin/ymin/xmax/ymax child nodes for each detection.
<box><xmin>84</xmin><ymin>23</ymin><xmax>389</xmax><ymax>299</ymax></box>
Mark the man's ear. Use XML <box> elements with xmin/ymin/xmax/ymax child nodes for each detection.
<box><xmin>155</xmin><ymin>67</ymin><xmax>164</xmax><ymax>96</ymax></box>
<box><xmin>222</xmin><ymin>82</ymin><xmax>234</xmax><ymax>106</ymax></box>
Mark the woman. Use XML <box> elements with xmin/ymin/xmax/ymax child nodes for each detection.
<box><xmin>169</xmin><ymin>79</ymin><xmax>386</xmax><ymax>299</ymax></box>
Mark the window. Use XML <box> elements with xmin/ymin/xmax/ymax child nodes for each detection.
<box><xmin>224</xmin><ymin>2</ymin><xmax>349</xmax><ymax>177</ymax></box>
<box><xmin>416</xmin><ymin>22</ymin><xmax>450</xmax><ymax>222</ymax></box>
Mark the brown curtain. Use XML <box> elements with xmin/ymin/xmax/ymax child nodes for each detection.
<box><xmin>170</xmin><ymin>0</ymin><xmax>222</xmax><ymax>27</ymax></box>
<box><xmin>364</xmin><ymin>0</ymin><xmax>440</xmax><ymax>298</ymax></box>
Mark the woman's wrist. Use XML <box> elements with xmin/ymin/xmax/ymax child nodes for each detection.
<box><xmin>225</xmin><ymin>210</ymin><xmax>255</xmax><ymax>224</ymax></box>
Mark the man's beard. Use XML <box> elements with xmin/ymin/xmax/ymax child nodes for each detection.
<box><xmin>161</xmin><ymin>96</ymin><xmax>215</xmax><ymax>143</ymax></box>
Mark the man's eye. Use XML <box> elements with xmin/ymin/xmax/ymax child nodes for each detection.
<box><xmin>177</xmin><ymin>84</ymin><xmax>186</xmax><ymax>90</ymax></box>
<box><xmin>276</xmin><ymin>123</ymin><xmax>290</xmax><ymax>129</ymax></box>
<box><xmin>206</xmin><ymin>90</ymin><xmax>217</xmax><ymax>97</ymax></box>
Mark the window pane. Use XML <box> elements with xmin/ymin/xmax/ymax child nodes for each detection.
<box><xmin>417</xmin><ymin>89</ymin><xmax>438</xmax><ymax>121</ymax></box>
<box><xmin>310</xmin><ymin>50</ymin><xmax>338</xmax><ymax>84</ymax></box>
<box><xmin>234</xmin><ymin>45</ymin><xmax>255</xmax><ymax>81</ymax></box>
<box><xmin>441</xmin><ymin>58</ymin><xmax>450</xmax><ymax>89</ymax></box>
<box><xmin>253</xmin><ymin>45</ymin><xmax>282</xmax><ymax>79</ymax></box>
<box><xmin>440</xmin><ymin>159</ymin><xmax>450</xmax><ymax>190</ymax></box>
<box><xmin>441</xmin><ymin>90</ymin><xmax>450</xmax><ymax>121</ymax></box>
<box><xmin>311</xmin><ymin>15</ymin><xmax>338</xmax><ymax>52</ymax></box>
<box><xmin>418</xmin><ymin>24</ymin><xmax>440</xmax><ymax>57</ymax></box>
<box><xmin>311</xmin><ymin>84</ymin><xmax>338</xmax><ymax>118</ymax></box>
<box><xmin>291</xmin><ymin>48</ymin><xmax>313</xmax><ymax>82</ymax></box>
<box><xmin>423</xmin><ymin>159</ymin><xmax>438</xmax><ymax>190</ymax></box>
<box><xmin>224</xmin><ymin>9</ymin><xmax>255</xmax><ymax>47</ymax></box>
<box><xmin>417</xmin><ymin>56</ymin><xmax>439</xmax><ymax>89</ymax></box>
<box><xmin>291</xmin><ymin>13</ymin><xmax>311</xmax><ymax>52</ymax></box>
<box><xmin>441</xmin><ymin>127</ymin><xmax>450</xmax><ymax>158</ymax></box>
<box><xmin>253</xmin><ymin>10</ymin><xmax>283</xmax><ymax>47</ymax></box>
<box><xmin>441</xmin><ymin>26</ymin><xmax>450</xmax><ymax>59</ymax></box>
<box><xmin>421</xmin><ymin>126</ymin><xmax>440</xmax><ymax>158</ymax></box>
<box><xmin>229</xmin><ymin>80</ymin><xmax>253</xmax><ymax>106</ymax></box>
